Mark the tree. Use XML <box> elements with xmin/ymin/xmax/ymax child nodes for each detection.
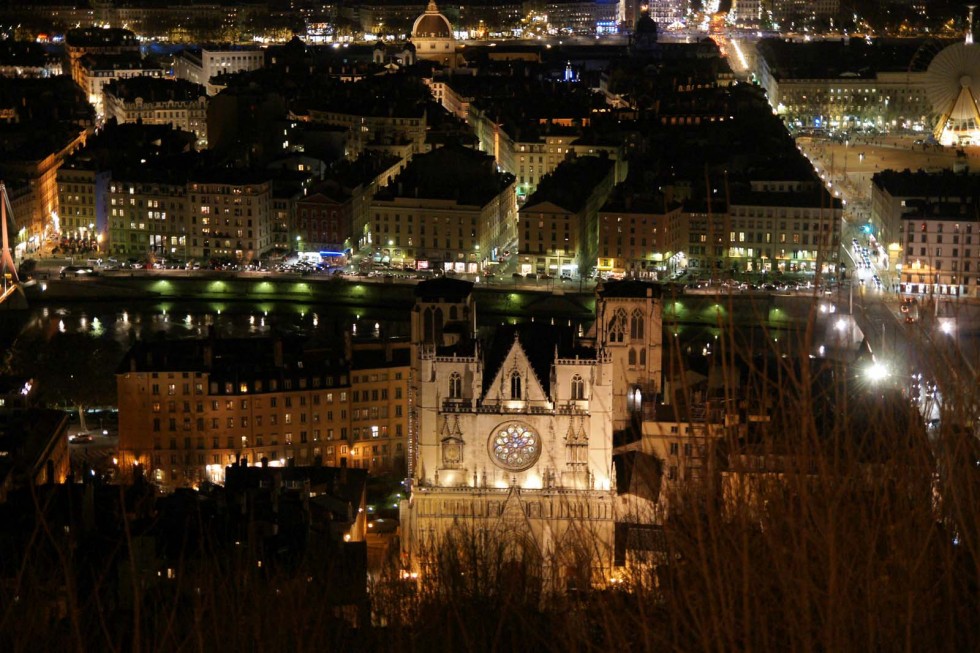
<box><xmin>4</xmin><ymin>330</ymin><xmax>122</xmax><ymax>432</ymax></box>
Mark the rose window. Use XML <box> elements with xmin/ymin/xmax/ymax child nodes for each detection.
<box><xmin>489</xmin><ymin>423</ymin><xmax>540</xmax><ymax>471</ymax></box>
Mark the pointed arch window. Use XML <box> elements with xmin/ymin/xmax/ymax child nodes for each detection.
<box><xmin>609</xmin><ymin>308</ymin><xmax>627</xmax><ymax>343</ymax></box>
<box><xmin>449</xmin><ymin>372</ymin><xmax>462</xmax><ymax>399</ymax></box>
<box><xmin>571</xmin><ymin>374</ymin><xmax>585</xmax><ymax>400</ymax></box>
<box><xmin>510</xmin><ymin>371</ymin><xmax>522</xmax><ymax>400</ymax></box>
<box><xmin>630</xmin><ymin>309</ymin><xmax>645</xmax><ymax>340</ymax></box>
<box><xmin>628</xmin><ymin>348</ymin><xmax>637</xmax><ymax>367</ymax></box>
<box><xmin>639</xmin><ymin>348</ymin><xmax>647</xmax><ymax>368</ymax></box>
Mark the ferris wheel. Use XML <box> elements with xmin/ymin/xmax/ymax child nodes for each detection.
<box><xmin>925</xmin><ymin>11</ymin><xmax>980</xmax><ymax>142</ymax></box>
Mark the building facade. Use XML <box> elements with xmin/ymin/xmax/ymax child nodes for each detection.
<box><xmin>401</xmin><ymin>278</ymin><xmax>618</xmax><ymax>591</ymax></box>
<box><xmin>103</xmin><ymin>78</ymin><xmax>209</xmax><ymax>148</ymax></box>
<box><xmin>517</xmin><ymin>156</ymin><xmax>617</xmax><ymax>277</ymax></box>
<box><xmin>367</xmin><ymin>146</ymin><xmax>516</xmax><ymax>272</ymax></box>
<box><xmin>78</xmin><ymin>54</ymin><xmax>166</xmax><ymax>115</ymax></box>
<box><xmin>899</xmin><ymin>205</ymin><xmax>980</xmax><ymax>297</ymax></box>
<box><xmin>174</xmin><ymin>47</ymin><xmax>266</xmax><ymax>95</ymax></box>
<box><xmin>117</xmin><ymin>335</ymin><xmax>412</xmax><ymax>490</ymax></box>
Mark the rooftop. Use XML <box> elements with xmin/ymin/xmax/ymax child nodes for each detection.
<box><xmin>521</xmin><ymin>155</ymin><xmax>615</xmax><ymax>213</ymax></box>
<box><xmin>104</xmin><ymin>77</ymin><xmax>206</xmax><ymax>104</ymax></box>
<box><xmin>373</xmin><ymin>145</ymin><xmax>514</xmax><ymax>206</ymax></box>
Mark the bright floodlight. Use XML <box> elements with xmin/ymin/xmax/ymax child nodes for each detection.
<box><xmin>835</xmin><ymin>318</ymin><xmax>847</xmax><ymax>331</ymax></box>
<box><xmin>940</xmin><ymin>321</ymin><xmax>955</xmax><ymax>335</ymax></box>
<box><xmin>865</xmin><ymin>362</ymin><xmax>889</xmax><ymax>383</ymax></box>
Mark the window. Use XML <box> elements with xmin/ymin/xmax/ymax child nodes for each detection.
<box><xmin>571</xmin><ymin>375</ymin><xmax>584</xmax><ymax>400</ymax></box>
<box><xmin>630</xmin><ymin>309</ymin><xmax>644</xmax><ymax>340</ymax></box>
<box><xmin>449</xmin><ymin>372</ymin><xmax>462</xmax><ymax>399</ymax></box>
<box><xmin>609</xmin><ymin>308</ymin><xmax>627</xmax><ymax>343</ymax></box>
<box><xmin>510</xmin><ymin>371</ymin><xmax>522</xmax><ymax>399</ymax></box>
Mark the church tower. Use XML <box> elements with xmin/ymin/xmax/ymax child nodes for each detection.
<box><xmin>595</xmin><ymin>280</ymin><xmax>664</xmax><ymax>429</ymax></box>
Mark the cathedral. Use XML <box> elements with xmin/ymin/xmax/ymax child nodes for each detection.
<box><xmin>400</xmin><ymin>278</ymin><xmax>664</xmax><ymax>591</ymax></box>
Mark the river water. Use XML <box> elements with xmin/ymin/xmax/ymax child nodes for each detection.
<box><xmin>10</xmin><ymin>297</ymin><xmax>417</xmax><ymax>350</ymax></box>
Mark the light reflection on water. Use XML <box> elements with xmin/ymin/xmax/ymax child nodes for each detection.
<box><xmin>16</xmin><ymin>300</ymin><xmax>413</xmax><ymax>350</ymax></box>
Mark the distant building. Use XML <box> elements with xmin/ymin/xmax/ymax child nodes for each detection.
<box><xmin>368</xmin><ymin>146</ymin><xmax>516</xmax><ymax>272</ymax></box>
<box><xmin>295</xmin><ymin>183</ymin><xmax>356</xmax><ymax>259</ymax></box>
<box><xmin>468</xmin><ymin>96</ymin><xmax>627</xmax><ymax>201</ymax></box>
<box><xmin>0</xmin><ymin>40</ymin><xmax>62</xmax><ymax>78</ymax></box>
<box><xmin>871</xmin><ymin>169</ymin><xmax>980</xmax><ymax>248</ymax></box>
<box><xmin>517</xmin><ymin>155</ymin><xmax>617</xmax><ymax>277</ymax></box>
<box><xmin>726</xmin><ymin>181</ymin><xmax>842</xmax><ymax>274</ymax></box>
<box><xmin>544</xmin><ymin>0</ymin><xmax>619</xmax><ymax>35</ymax></box>
<box><xmin>103</xmin><ymin>78</ymin><xmax>208</xmax><ymax>148</ymax></box>
<box><xmin>57</xmin><ymin>165</ymin><xmax>110</xmax><ymax>246</ymax></box>
<box><xmin>755</xmin><ymin>38</ymin><xmax>932</xmax><ymax>132</ymax></box>
<box><xmin>187</xmin><ymin>171</ymin><xmax>274</xmax><ymax>261</ymax></box>
<box><xmin>64</xmin><ymin>26</ymin><xmax>139</xmax><ymax>89</ymax></box>
<box><xmin>597</xmin><ymin>190</ymin><xmax>685</xmax><ymax>279</ymax></box>
<box><xmin>78</xmin><ymin>54</ymin><xmax>166</xmax><ymax>115</ymax></box>
<box><xmin>411</xmin><ymin>1</ymin><xmax>457</xmax><ymax>65</ymax></box>
<box><xmin>174</xmin><ymin>47</ymin><xmax>266</xmax><ymax>96</ymax></box>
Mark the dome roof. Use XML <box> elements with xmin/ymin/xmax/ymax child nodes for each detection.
<box><xmin>412</xmin><ymin>1</ymin><xmax>452</xmax><ymax>39</ymax></box>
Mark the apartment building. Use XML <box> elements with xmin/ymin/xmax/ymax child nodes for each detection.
<box><xmin>174</xmin><ymin>47</ymin><xmax>266</xmax><ymax>96</ymax></box>
<box><xmin>899</xmin><ymin>203</ymin><xmax>980</xmax><ymax>297</ymax></box>
<box><xmin>117</xmin><ymin>335</ymin><xmax>412</xmax><ymax>490</ymax></box>
<box><xmin>187</xmin><ymin>172</ymin><xmax>274</xmax><ymax>261</ymax></box>
<box><xmin>103</xmin><ymin>78</ymin><xmax>209</xmax><ymax>148</ymax></box>
<box><xmin>517</xmin><ymin>155</ymin><xmax>616</xmax><ymax>277</ymax></box>
<box><xmin>107</xmin><ymin>176</ymin><xmax>189</xmax><ymax>259</ymax></box>
<box><xmin>596</xmin><ymin>191</ymin><xmax>685</xmax><ymax>279</ymax></box>
<box><xmin>469</xmin><ymin>102</ymin><xmax>627</xmax><ymax>201</ymax></box>
<box><xmin>64</xmin><ymin>27</ymin><xmax>139</xmax><ymax>89</ymax></box>
<box><xmin>78</xmin><ymin>54</ymin><xmax>166</xmax><ymax>115</ymax></box>
<box><xmin>57</xmin><ymin>164</ymin><xmax>109</xmax><ymax>244</ymax></box>
<box><xmin>368</xmin><ymin>146</ymin><xmax>516</xmax><ymax>272</ymax></box>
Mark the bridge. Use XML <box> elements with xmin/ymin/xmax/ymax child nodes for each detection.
<box><xmin>1</xmin><ymin>182</ymin><xmax>28</xmax><ymax>311</ymax></box>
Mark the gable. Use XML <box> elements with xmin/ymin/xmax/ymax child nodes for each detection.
<box><xmin>518</xmin><ymin>200</ymin><xmax>573</xmax><ymax>215</ymax></box>
<box><xmin>482</xmin><ymin>338</ymin><xmax>549</xmax><ymax>403</ymax></box>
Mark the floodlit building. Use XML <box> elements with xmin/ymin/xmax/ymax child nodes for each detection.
<box><xmin>401</xmin><ymin>278</ymin><xmax>618</xmax><ymax>591</ymax></box>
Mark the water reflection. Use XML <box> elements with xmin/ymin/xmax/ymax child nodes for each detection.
<box><xmin>14</xmin><ymin>300</ymin><xmax>414</xmax><ymax>351</ymax></box>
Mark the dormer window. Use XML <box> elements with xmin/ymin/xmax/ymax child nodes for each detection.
<box><xmin>571</xmin><ymin>375</ymin><xmax>584</xmax><ymax>400</ymax></box>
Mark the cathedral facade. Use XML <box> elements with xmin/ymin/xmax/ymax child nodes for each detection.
<box><xmin>400</xmin><ymin>279</ymin><xmax>618</xmax><ymax>591</ymax></box>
